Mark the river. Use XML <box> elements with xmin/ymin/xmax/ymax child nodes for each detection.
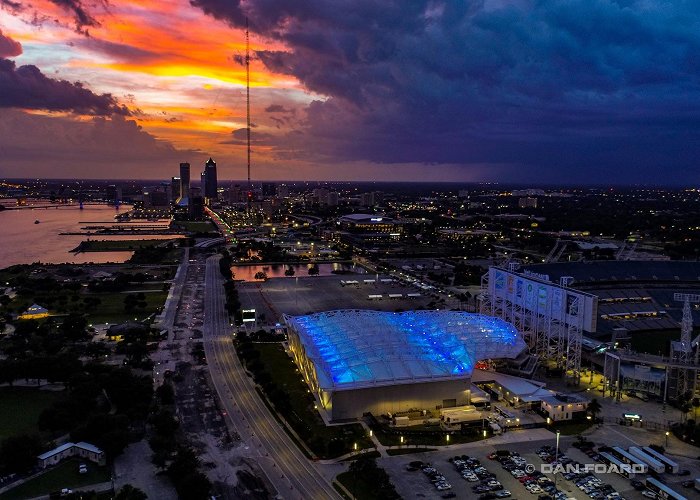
<box><xmin>0</xmin><ymin>203</ymin><xmax>176</xmax><ymax>268</ymax></box>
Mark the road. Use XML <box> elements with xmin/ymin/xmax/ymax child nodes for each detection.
<box><xmin>202</xmin><ymin>254</ymin><xmax>341</xmax><ymax>500</ymax></box>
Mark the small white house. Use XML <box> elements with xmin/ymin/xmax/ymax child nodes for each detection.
<box><xmin>540</xmin><ymin>394</ymin><xmax>589</xmax><ymax>421</ymax></box>
<box><xmin>37</xmin><ymin>442</ymin><xmax>106</xmax><ymax>469</ymax></box>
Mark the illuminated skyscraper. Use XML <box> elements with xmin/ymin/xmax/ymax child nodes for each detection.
<box><xmin>204</xmin><ymin>157</ymin><xmax>218</xmax><ymax>200</ymax></box>
<box><xmin>170</xmin><ymin>176</ymin><xmax>180</xmax><ymax>202</ymax></box>
<box><xmin>178</xmin><ymin>162</ymin><xmax>190</xmax><ymax>204</ymax></box>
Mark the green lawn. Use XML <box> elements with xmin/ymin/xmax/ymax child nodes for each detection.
<box><xmin>341</xmin><ymin>451</ymin><xmax>382</xmax><ymax>461</ymax></box>
<box><xmin>0</xmin><ymin>459</ymin><xmax>110</xmax><ymax>500</ymax></box>
<box><xmin>248</xmin><ymin>343</ymin><xmax>374</xmax><ymax>458</ymax></box>
<box><xmin>336</xmin><ymin>471</ymin><xmax>385</xmax><ymax>500</ymax></box>
<box><xmin>385</xmin><ymin>447</ymin><xmax>436</xmax><ymax>456</ymax></box>
<box><xmin>371</xmin><ymin>425</ymin><xmax>486</xmax><ymax>447</ymax></box>
<box><xmin>86</xmin><ymin>290</ymin><xmax>168</xmax><ymax>324</ymax></box>
<box><xmin>175</xmin><ymin>221</ymin><xmax>215</xmax><ymax>233</ymax></box>
<box><xmin>76</xmin><ymin>239</ymin><xmax>175</xmax><ymax>252</ymax></box>
<box><xmin>0</xmin><ymin>387</ymin><xmax>65</xmax><ymax>440</ymax></box>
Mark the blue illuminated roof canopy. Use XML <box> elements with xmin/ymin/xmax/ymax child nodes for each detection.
<box><xmin>284</xmin><ymin>310</ymin><xmax>526</xmax><ymax>391</ymax></box>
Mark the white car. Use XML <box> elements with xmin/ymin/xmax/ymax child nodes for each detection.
<box><xmin>641</xmin><ymin>492</ymin><xmax>657</xmax><ymax>499</ymax></box>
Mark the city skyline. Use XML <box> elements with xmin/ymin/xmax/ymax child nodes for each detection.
<box><xmin>1</xmin><ymin>1</ymin><xmax>700</xmax><ymax>185</ymax></box>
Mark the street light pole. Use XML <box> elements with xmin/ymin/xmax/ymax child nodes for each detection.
<box><xmin>665</xmin><ymin>431</ymin><xmax>669</xmax><ymax>448</ymax></box>
<box><xmin>554</xmin><ymin>430</ymin><xmax>561</xmax><ymax>493</ymax></box>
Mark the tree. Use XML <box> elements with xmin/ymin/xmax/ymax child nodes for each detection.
<box><xmin>308</xmin><ymin>264</ymin><xmax>319</xmax><ymax>276</ymax></box>
<box><xmin>168</xmin><ymin>448</ymin><xmax>211</xmax><ymax>500</ymax></box>
<box><xmin>0</xmin><ymin>434</ymin><xmax>43</xmax><ymax>474</ymax></box>
<box><xmin>61</xmin><ymin>313</ymin><xmax>88</xmax><ymax>341</ymax></box>
<box><xmin>155</xmin><ymin>383</ymin><xmax>175</xmax><ymax>405</ymax></box>
<box><xmin>678</xmin><ymin>391</ymin><xmax>693</xmax><ymax>423</ymax></box>
<box><xmin>115</xmin><ymin>484</ymin><xmax>148</xmax><ymax>500</ymax></box>
<box><xmin>284</xmin><ymin>267</ymin><xmax>295</xmax><ymax>276</ymax></box>
<box><xmin>587</xmin><ymin>398</ymin><xmax>602</xmax><ymax>421</ymax></box>
<box><xmin>254</xmin><ymin>271</ymin><xmax>267</xmax><ymax>281</ymax></box>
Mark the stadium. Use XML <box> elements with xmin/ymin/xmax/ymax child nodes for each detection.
<box><xmin>483</xmin><ymin>261</ymin><xmax>700</xmax><ymax>402</ymax></box>
<box><xmin>283</xmin><ymin>310</ymin><xmax>526</xmax><ymax>421</ymax></box>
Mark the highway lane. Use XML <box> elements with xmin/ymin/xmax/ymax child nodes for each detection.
<box><xmin>202</xmin><ymin>255</ymin><xmax>341</xmax><ymax>500</ymax></box>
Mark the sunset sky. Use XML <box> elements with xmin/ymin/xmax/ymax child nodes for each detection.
<box><xmin>1</xmin><ymin>0</ymin><xmax>699</xmax><ymax>184</ymax></box>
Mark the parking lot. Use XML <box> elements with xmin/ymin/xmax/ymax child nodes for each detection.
<box><xmin>236</xmin><ymin>274</ymin><xmax>439</xmax><ymax>325</ymax></box>
<box><xmin>380</xmin><ymin>434</ymin><xmax>663</xmax><ymax>500</ymax></box>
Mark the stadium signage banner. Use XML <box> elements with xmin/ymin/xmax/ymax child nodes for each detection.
<box><xmin>490</xmin><ymin>268</ymin><xmax>598</xmax><ymax>332</ymax></box>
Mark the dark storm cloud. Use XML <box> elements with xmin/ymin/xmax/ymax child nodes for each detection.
<box><xmin>0</xmin><ymin>0</ymin><xmax>22</xmax><ymax>12</ymax></box>
<box><xmin>222</xmin><ymin>127</ymin><xmax>275</xmax><ymax>145</ymax></box>
<box><xmin>0</xmin><ymin>58</ymin><xmax>130</xmax><ymax>115</ymax></box>
<box><xmin>0</xmin><ymin>30</ymin><xmax>22</xmax><ymax>58</ymax></box>
<box><xmin>192</xmin><ymin>0</ymin><xmax>700</xmax><ymax>183</ymax></box>
<box><xmin>189</xmin><ymin>0</ymin><xmax>247</xmax><ymax>28</ymax></box>
<box><xmin>265</xmin><ymin>104</ymin><xmax>294</xmax><ymax>113</ymax></box>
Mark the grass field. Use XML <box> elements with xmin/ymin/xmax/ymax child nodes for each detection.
<box><xmin>76</xmin><ymin>239</ymin><xmax>175</xmax><ymax>252</ymax></box>
<box><xmin>86</xmin><ymin>290</ymin><xmax>168</xmax><ymax>324</ymax></box>
<box><xmin>372</xmin><ymin>424</ymin><xmax>486</xmax><ymax>447</ymax></box>
<box><xmin>336</xmin><ymin>470</ymin><xmax>384</xmax><ymax>500</ymax></box>
<box><xmin>175</xmin><ymin>221</ymin><xmax>215</xmax><ymax>233</ymax></box>
<box><xmin>0</xmin><ymin>387</ymin><xmax>65</xmax><ymax>440</ymax></box>
<box><xmin>252</xmin><ymin>343</ymin><xmax>374</xmax><ymax>457</ymax></box>
<box><xmin>385</xmin><ymin>447</ymin><xmax>436</xmax><ymax>456</ymax></box>
<box><xmin>0</xmin><ymin>459</ymin><xmax>111</xmax><ymax>500</ymax></box>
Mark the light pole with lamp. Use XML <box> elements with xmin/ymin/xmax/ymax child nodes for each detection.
<box><xmin>665</xmin><ymin>431</ymin><xmax>669</xmax><ymax>448</ymax></box>
<box><xmin>554</xmin><ymin>430</ymin><xmax>561</xmax><ymax>493</ymax></box>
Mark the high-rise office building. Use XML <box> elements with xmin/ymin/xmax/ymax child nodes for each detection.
<box><xmin>179</xmin><ymin>162</ymin><xmax>190</xmax><ymax>204</ymax></box>
<box><xmin>171</xmin><ymin>177</ymin><xmax>180</xmax><ymax>203</ymax></box>
<box><xmin>262</xmin><ymin>182</ymin><xmax>276</xmax><ymax>198</ymax></box>
<box><xmin>188</xmin><ymin>196</ymin><xmax>204</xmax><ymax>220</ymax></box>
<box><xmin>204</xmin><ymin>158</ymin><xmax>218</xmax><ymax>200</ymax></box>
<box><xmin>276</xmin><ymin>184</ymin><xmax>289</xmax><ymax>199</ymax></box>
<box><xmin>200</xmin><ymin>171</ymin><xmax>207</xmax><ymax>200</ymax></box>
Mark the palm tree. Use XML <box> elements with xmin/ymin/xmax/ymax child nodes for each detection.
<box><xmin>678</xmin><ymin>391</ymin><xmax>693</xmax><ymax>424</ymax></box>
<box><xmin>587</xmin><ymin>398</ymin><xmax>602</xmax><ymax>422</ymax></box>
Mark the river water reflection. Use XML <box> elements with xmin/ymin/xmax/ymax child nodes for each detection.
<box><xmin>0</xmin><ymin>203</ymin><xmax>175</xmax><ymax>268</ymax></box>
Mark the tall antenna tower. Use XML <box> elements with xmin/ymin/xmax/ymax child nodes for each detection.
<box><xmin>245</xmin><ymin>17</ymin><xmax>251</xmax><ymax>191</ymax></box>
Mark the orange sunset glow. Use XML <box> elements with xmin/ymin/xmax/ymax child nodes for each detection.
<box><xmin>0</xmin><ymin>0</ymin><xmax>316</xmax><ymax>179</ymax></box>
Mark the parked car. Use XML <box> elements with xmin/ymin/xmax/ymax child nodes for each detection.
<box><xmin>630</xmin><ymin>480</ymin><xmax>645</xmax><ymax>491</ymax></box>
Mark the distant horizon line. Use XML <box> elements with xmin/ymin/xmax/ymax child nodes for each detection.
<box><xmin>1</xmin><ymin>178</ymin><xmax>697</xmax><ymax>189</ymax></box>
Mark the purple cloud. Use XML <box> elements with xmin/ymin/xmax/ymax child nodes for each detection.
<box><xmin>0</xmin><ymin>30</ymin><xmax>22</xmax><ymax>58</ymax></box>
<box><xmin>0</xmin><ymin>108</ymin><xmax>204</xmax><ymax>178</ymax></box>
<box><xmin>192</xmin><ymin>0</ymin><xmax>700</xmax><ymax>184</ymax></box>
<box><xmin>0</xmin><ymin>58</ymin><xmax>129</xmax><ymax>115</ymax></box>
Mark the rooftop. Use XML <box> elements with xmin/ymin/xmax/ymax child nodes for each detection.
<box><xmin>284</xmin><ymin>310</ymin><xmax>526</xmax><ymax>391</ymax></box>
<box><xmin>338</xmin><ymin>213</ymin><xmax>393</xmax><ymax>223</ymax></box>
<box><xmin>522</xmin><ymin>261</ymin><xmax>700</xmax><ymax>285</ymax></box>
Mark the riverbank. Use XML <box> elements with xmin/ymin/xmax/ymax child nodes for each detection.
<box><xmin>71</xmin><ymin>239</ymin><xmax>177</xmax><ymax>253</ymax></box>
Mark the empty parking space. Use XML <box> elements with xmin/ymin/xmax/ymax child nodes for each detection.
<box><xmin>236</xmin><ymin>274</ymin><xmax>437</xmax><ymax>324</ymax></box>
